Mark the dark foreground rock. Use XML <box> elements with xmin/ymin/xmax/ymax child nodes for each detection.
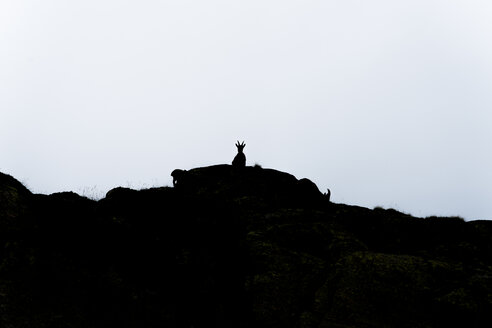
<box><xmin>0</xmin><ymin>167</ymin><xmax>491</xmax><ymax>327</ymax></box>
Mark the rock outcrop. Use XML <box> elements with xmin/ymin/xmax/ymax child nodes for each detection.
<box><xmin>0</xmin><ymin>165</ymin><xmax>491</xmax><ymax>327</ymax></box>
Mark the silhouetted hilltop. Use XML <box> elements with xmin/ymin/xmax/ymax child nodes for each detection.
<box><xmin>1</xmin><ymin>166</ymin><xmax>492</xmax><ymax>327</ymax></box>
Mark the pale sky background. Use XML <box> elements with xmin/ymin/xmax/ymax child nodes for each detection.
<box><xmin>1</xmin><ymin>0</ymin><xmax>492</xmax><ymax>220</ymax></box>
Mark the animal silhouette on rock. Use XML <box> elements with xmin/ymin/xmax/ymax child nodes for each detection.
<box><xmin>232</xmin><ymin>141</ymin><xmax>246</xmax><ymax>167</ymax></box>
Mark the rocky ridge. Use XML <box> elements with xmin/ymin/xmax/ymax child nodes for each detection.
<box><xmin>1</xmin><ymin>165</ymin><xmax>491</xmax><ymax>327</ymax></box>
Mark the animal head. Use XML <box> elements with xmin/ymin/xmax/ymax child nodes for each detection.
<box><xmin>235</xmin><ymin>141</ymin><xmax>246</xmax><ymax>153</ymax></box>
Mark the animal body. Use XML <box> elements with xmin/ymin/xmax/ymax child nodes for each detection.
<box><xmin>232</xmin><ymin>141</ymin><xmax>246</xmax><ymax>167</ymax></box>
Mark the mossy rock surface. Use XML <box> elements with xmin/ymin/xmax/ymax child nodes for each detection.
<box><xmin>1</xmin><ymin>166</ymin><xmax>491</xmax><ymax>327</ymax></box>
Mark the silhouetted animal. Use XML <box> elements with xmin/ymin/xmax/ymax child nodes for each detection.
<box><xmin>171</xmin><ymin>169</ymin><xmax>187</xmax><ymax>187</ymax></box>
<box><xmin>232</xmin><ymin>141</ymin><xmax>246</xmax><ymax>167</ymax></box>
<box><xmin>297</xmin><ymin>178</ymin><xmax>323</xmax><ymax>206</ymax></box>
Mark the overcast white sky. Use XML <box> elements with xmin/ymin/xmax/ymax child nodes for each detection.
<box><xmin>1</xmin><ymin>0</ymin><xmax>492</xmax><ymax>220</ymax></box>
